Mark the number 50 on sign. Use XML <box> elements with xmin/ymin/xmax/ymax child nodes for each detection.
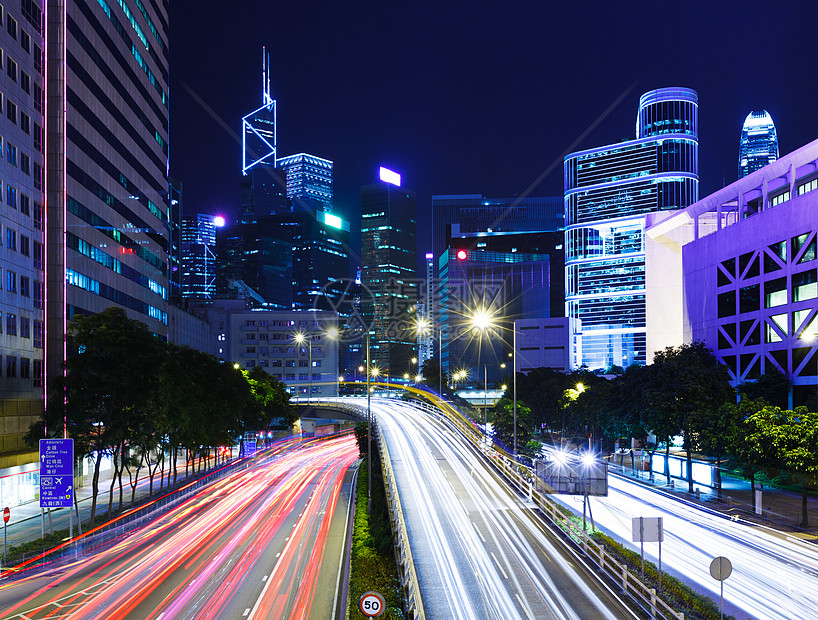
<box><xmin>358</xmin><ymin>591</ymin><xmax>385</xmax><ymax>617</ymax></box>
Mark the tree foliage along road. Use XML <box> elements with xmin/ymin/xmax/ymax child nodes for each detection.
<box><xmin>510</xmin><ymin>341</ymin><xmax>817</xmax><ymax>519</ymax></box>
<box><xmin>25</xmin><ymin>308</ymin><xmax>296</xmax><ymax>526</ymax></box>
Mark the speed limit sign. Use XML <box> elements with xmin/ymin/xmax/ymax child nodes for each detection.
<box><xmin>358</xmin><ymin>590</ymin><xmax>386</xmax><ymax>617</ymax></box>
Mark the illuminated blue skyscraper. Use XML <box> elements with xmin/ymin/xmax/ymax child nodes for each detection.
<box><xmin>564</xmin><ymin>87</ymin><xmax>699</xmax><ymax>370</ymax></box>
<box><xmin>181</xmin><ymin>214</ymin><xmax>219</xmax><ymax>300</ymax></box>
<box><xmin>738</xmin><ymin>110</ymin><xmax>779</xmax><ymax>179</ymax></box>
<box><xmin>240</xmin><ymin>49</ymin><xmax>289</xmax><ymax>221</ymax></box>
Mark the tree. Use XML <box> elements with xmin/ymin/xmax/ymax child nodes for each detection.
<box><xmin>648</xmin><ymin>342</ymin><xmax>734</xmax><ymax>492</ymax></box>
<box><xmin>247</xmin><ymin>366</ymin><xmax>296</xmax><ymax>429</ymax></box>
<box><xmin>514</xmin><ymin>367</ymin><xmax>570</xmax><ymax>433</ymax></box>
<box><xmin>491</xmin><ymin>398</ymin><xmax>531</xmax><ymax>452</ymax></box>
<box><xmin>746</xmin><ymin>406</ymin><xmax>818</xmax><ymax>526</ymax></box>
<box><xmin>700</xmin><ymin>398</ymin><xmax>763</xmax><ymax>498</ymax></box>
<box><xmin>29</xmin><ymin>308</ymin><xmax>165</xmax><ymax>526</ymax></box>
<box><xmin>739</xmin><ymin>367</ymin><xmax>790</xmax><ymax>409</ymax></box>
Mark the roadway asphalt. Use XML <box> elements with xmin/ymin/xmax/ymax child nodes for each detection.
<box><xmin>0</xmin><ymin>435</ymin><xmax>358</xmax><ymax>620</ymax></box>
<box><xmin>369</xmin><ymin>398</ymin><xmax>640</xmax><ymax>620</ymax></box>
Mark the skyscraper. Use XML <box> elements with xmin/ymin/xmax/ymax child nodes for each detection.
<box><xmin>277</xmin><ymin>153</ymin><xmax>333</xmax><ymax>213</ymax></box>
<box><xmin>181</xmin><ymin>214</ymin><xmax>218</xmax><ymax>300</ymax></box>
<box><xmin>564</xmin><ymin>87</ymin><xmax>699</xmax><ymax>370</ymax></box>
<box><xmin>46</xmin><ymin>0</ymin><xmax>170</xmax><ymax>381</ymax></box>
<box><xmin>738</xmin><ymin>110</ymin><xmax>779</xmax><ymax>178</ymax></box>
<box><xmin>0</xmin><ymin>0</ymin><xmax>46</xmax><ymax>459</ymax></box>
<box><xmin>240</xmin><ymin>49</ymin><xmax>289</xmax><ymax>221</ymax></box>
<box><xmin>361</xmin><ymin>167</ymin><xmax>417</xmax><ymax>374</ymax></box>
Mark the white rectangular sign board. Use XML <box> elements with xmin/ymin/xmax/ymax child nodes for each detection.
<box><xmin>632</xmin><ymin>516</ymin><xmax>664</xmax><ymax>543</ymax></box>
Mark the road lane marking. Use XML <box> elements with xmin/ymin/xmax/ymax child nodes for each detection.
<box><xmin>472</xmin><ymin>522</ymin><xmax>486</xmax><ymax>542</ymax></box>
<box><xmin>491</xmin><ymin>552</ymin><xmax>509</xmax><ymax>579</ymax></box>
<box><xmin>262</xmin><ymin>575</ymin><xmax>268</xmax><ymax>581</ymax></box>
<box><xmin>516</xmin><ymin>593</ymin><xmax>536</xmax><ymax>620</ymax></box>
<box><xmin>243</xmin><ymin>608</ymin><xmax>251</xmax><ymax>616</ymax></box>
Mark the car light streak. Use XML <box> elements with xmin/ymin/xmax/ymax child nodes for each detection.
<box><xmin>359</xmin><ymin>398</ymin><xmax>635</xmax><ymax>620</ymax></box>
<box><xmin>553</xmin><ymin>473</ymin><xmax>818</xmax><ymax>620</ymax></box>
<box><xmin>0</xmin><ymin>435</ymin><xmax>358</xmax><ymax>620</ymax></box>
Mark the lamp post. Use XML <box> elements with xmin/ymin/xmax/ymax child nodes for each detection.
<box><xmin>470</xmin><ymin>306</ymin><xmax>495</xmax><ymax>441</ymax></box>
<box><xmin>294</xmin><ymin>332</ymin><xmax>312</xmax><ymax>404</ymax></box>
<box><xmin>513</xmin><ymin>321</ymin><xmax>517</xmax><ymax>456</ymax></box>
<box><xmin>366</xmin><ymin>331</ymin><xmax>371</xmax><ymax>514</ymax></box>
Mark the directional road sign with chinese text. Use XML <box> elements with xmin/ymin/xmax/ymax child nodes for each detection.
<box><xmin>39</xmin><ymin>439</ymin><xmax>74</xmax><ymax>508</ymax></box>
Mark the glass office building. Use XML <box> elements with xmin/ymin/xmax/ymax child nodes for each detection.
<box><xmin>46</xmin><ymin>0</ymin><xmax>170</xmax><ymax>381</ymax></box>
<box><xmin>361</xmin><ymin>171</ymin><xmax>417</xmax><ymax>374</ymax></box>
<box><xmin>564</xmin><ymin>87</ymin><xmax>699</xmax><ymax>369</ymax></box>
<box><xmin>277</xmin><ymin>153</ymin><xmax>333</xmax><ymax>213</ymax></box>
<box><xmin>181</xmin><ymin>214</ymin><xmax>218</xmax><ymax>300</ymax></box>
<box><xmin>738</xmin><ymin>110</ymin><xmax>779</xmax><ymax>179</ymax></box>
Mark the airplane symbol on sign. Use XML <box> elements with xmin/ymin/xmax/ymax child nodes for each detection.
<box><xmin>55</xmin><ymin>477</ymin><xmax>62</xmax><ymax>485</ymax></box>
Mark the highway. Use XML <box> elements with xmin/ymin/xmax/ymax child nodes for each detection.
<box><xmin>368</xmin><ymin>398</ymin><xmax>639</xmax><ymax>620</ymax></box>
<box><xmin>0</xmin><ymin>434</ymin><xmax>358</xmax><ymax>620</ymax></box>
<box><xmin>554</xmin><ymin>472</ymin><xmax>818</xmax><ymax>620</ymax></box>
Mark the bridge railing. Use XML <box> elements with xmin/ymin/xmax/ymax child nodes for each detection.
<box><xmin>377</xmin><ymin>421</ymin><xmax>426</xmax><ymax>620</ymax></box>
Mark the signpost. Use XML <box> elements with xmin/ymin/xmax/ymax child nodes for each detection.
<box><xmin>39</xmin><ymin>439</ymin><xmax>75</xmax><ymax>538</ymax></box>
<box><xmin>632</xmin><ymin>516</ymin><xmax>664</xmax><ymax>585</ymax></box>
<box><xmin>358</xmin><ymin>591</ymin><xmax>385</xmax><ymax>617</ymax></box>
<box><xmin>2</xmin><ymin>506</ymin><xmax>8</xmax><ymax>566</ymax></box>
<box><xmin>710</xmin><ymin>556</ymin><xmax>732</xmax><ymax>619</ymax></box>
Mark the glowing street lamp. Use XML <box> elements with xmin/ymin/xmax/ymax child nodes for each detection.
<box><xmin>470</xmin><ymin>307</ymin><xmax>495</xmax><ymax>436</ymax></box>
<box><xmin>293</xmin><ymin>331</ymin><xmax>311</xmax><ymax>403</ymax></box>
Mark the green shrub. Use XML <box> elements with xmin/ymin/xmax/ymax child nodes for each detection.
<box><xmin>349</xmin><ymin>450</ymin><xmax>405</xmax><ymax>619</ymax></box>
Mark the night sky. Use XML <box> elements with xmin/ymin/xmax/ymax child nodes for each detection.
<box><xmin>169</xmin><ymin>0</ymin><xmax>818</xmax><ymax>263</ymax></box>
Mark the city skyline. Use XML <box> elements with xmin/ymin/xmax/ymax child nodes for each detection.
<box><xmin>170</xmin><ymin>0</ymin><xmax>818</xmax><ymax>257</ymax></box>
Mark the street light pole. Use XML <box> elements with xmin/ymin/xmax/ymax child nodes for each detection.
<box><xmin>307</xmin><ymin>331</ymin><xmax>312</xmax><ymax>406</ymax></box>
<box><xmin>366</xmin><ymin>331</ymin><xmax>372</xmax><ymax>514</ymax></box>
<box><xmin>484</xmin><ymin>363</ymin><xmax>487</xmax><ymax>439</ymax></box>
<box><xmin>439</xmin><ymin>326</ymin><xmax>443</xmax><ymax>396</ymax></box>
<box><xmin>513</xmin><ymin>321</ymin><xmax>517</xmax><ymax>456</ymax></box>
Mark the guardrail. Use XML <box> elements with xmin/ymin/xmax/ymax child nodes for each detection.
<box><xmin>376</xmin><ymin>422</ymin><xmax>426</xmax><ymax>620</ymax></box>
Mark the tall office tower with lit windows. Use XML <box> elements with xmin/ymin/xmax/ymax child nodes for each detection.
<box><xmin>45</xmin><ymin>0</ymin><xmax>170</xmax><ymax>386</ymax></box>
<box><xmin>738</xmin><ymin>110</ymin><xmax>779</xmax><ymax>179</ymax></box>
<box><xmin>0</xmin><ymin>0</ymin><xmax>47</xmax><ymax>463</ymax></box>
<box><xmin>564</xmin><ymin>87</ymin><xmax>699</xmax><ymax>370</ymax></box>
<box><xmin>277</xmin><ymin>153</ymin><xmax>333</xmax><ymax>213</ymax></box>
<box><xmin>361</xmin><ymin>167</ymin><xmax>417</xmax><ymax>374</ymax></box>
<box><xmin>181</xmin><ymin>214</ymin><xmax>219</xmax><ymax>300</ymax></box>
<box><xmin>417</xmin><ymin>252</ymin><xmax>435</xmax><ymax>368</ymax></box>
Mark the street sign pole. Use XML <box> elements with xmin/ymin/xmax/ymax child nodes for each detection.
<box><xmin>710</xmin><ymin>556</ymin><xmax>732</xmax><ymax>620</ymax></box>
<box><xmin>3</xmin><ymin>506</ymin><xmax>8</xmax><ymax>567</ymax></box>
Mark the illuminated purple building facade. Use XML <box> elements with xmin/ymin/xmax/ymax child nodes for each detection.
<box><xmin>646</xmin><ymin>138</ymin><xmax>818</xmax><ymax>407</ymax></box>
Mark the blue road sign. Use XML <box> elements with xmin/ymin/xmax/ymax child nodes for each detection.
<box><xmin>39</xmin><ymin>439</ymin><xmax>74</xmax><ymax>508</ymax></box>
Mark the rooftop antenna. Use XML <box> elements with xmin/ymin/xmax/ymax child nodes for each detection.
<box><xmin>262</xmin><ymin>46</ymin><xmax>272</xmax><ymax>106</ymax></box>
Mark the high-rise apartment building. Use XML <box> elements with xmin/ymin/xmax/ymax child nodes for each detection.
<box><xmin>181</xmin><ymin>214</ymin><xmax>218</xmax><ymax>300</ymax></box>
<box><xmin>0</xmin><ymin>0</ymin><xmax>46</xmax><ymax>467</ymax></box>
<box><xmin>46</xmin><ymin>0</ymin><xmax>170</xmax><ymax>383</ymax></box>
<box><xmin>277</xmin><ymin>153</ymin><xmax>333</xmax><ymax>213</ymax></box>
<box><xmin>361</xmin><ymin>167</ymin><xmax>417</xmax><ymax>374</ymax></box>
<box><xmin>738</xmin><ymin>110</ymin><xmax>779</xmax><ymax>179</ymax></box>
<box><xmin>564</xmin><ymin>87</ymin><xmax>699</xmax><ymax>370</ymax></box>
